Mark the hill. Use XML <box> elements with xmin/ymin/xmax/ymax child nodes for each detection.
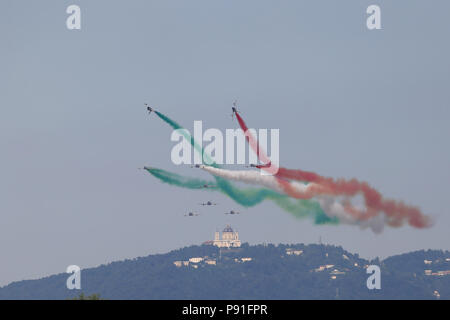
<box><xmin>0</xmin><ymin>243</ymin><xmax>449</xmax><ymax>299</ymax></box>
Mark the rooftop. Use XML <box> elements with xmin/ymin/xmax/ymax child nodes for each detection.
<box><xmin>223</xmin><ymin>225</ymin><xmax>234</xmax><ymax>233</ymax></box>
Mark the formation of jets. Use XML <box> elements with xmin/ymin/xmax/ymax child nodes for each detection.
<box><xmin>146</xmin><ymin>101</ymin><xmax>239</xmax><ymax>118</ymax></box>
<box><xmin>184</xmin><ymin>209</ymin><xmax>241</xmax><ymax>217</ymax></box>
<box><xmin>144</xmin><ymin>101</ymin><xmax>247</xmax><ymax>218</ymax></box>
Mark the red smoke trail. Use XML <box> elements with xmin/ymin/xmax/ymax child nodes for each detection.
<box><xmin>234</xmin><ymin>111</ymin><xmax>432</xmax><ymax>229</ymax></box>
<box><xmin>235</xmin><ymin>111</ymin><xmax>273</xmax><ymax>168</ymax></box>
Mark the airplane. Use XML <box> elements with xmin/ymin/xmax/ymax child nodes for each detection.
<box><xmin>202</xmin><ymin>184</ymin><xmax>214</xmax><ymax>189</ymax></box>
<box><xmin>224</xmin><ymin>210</ymin><xmax>240</xmax><ymax>215</ymax></box>
<box><xmin>245</xmin><ymin>162</ymin><xmax>272</xmax><ymax>168</ymax></box>
<box><xmin>190</xmin><ymin>164</ymin><xmax>201</xmax><ymax>168</ymax></box>
<box><xmin>199</xmin><ymin>201</ymin><xmax>217</xmax><ymax>206</ymax></box>
<box><xmin>144</xmin><ymin>103</ymin><xmax>154</xmax><ymax>114</ymax></box>
<box><xmin>185</xmin><ymin>212</ymin><xmax>200</xmax><ymax>217</ymax></box>
<box><xmin>231</xmin><ymin>100</ymin><xmax>239</xmax><ymax>120</ymax></box>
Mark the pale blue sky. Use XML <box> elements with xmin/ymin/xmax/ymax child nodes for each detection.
<box><xmin>1</xmin><ymin>0</ymin><xmax>449</xmax><ymax>286</ymax></box>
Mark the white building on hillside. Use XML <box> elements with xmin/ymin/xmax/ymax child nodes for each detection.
<box><xmin>211</xmin><ymin>225</ymin><xmax>241</xmax><ymax>248</ymax></box>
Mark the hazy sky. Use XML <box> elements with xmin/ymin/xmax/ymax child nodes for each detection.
<box><xmin>1</xmin><ymin>0</ymin><xmax>449</xmax><ymax>286</ymax></box>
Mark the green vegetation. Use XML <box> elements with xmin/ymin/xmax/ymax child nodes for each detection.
<box><xmin>0</xmin><ymin>243</ymin><xmax>448</xmax><ymax>299</ymax></box>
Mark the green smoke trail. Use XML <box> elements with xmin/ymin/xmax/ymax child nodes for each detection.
<box><xmin>150</xmin><ymin>111</ymin><xmax>338</xmax><ymax>225</ymax></box>
<box><xmin>155</xmin><ymin>111</ymin><xmax>213</xmax><ymax>165</ymax></box>
<box><xmin>144</xmin><ymin>167</ymin><xmax>218</xmax><ymax>190</ymax></box>
<box><xmin>145</xmin><ymin>167</ymin><xmax>337</xmax><ymax>225</ymax></box>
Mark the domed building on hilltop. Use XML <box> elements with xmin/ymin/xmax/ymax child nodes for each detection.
<box><xmin>203</xmin><ymin>225</ymin><xmax>241</xmax><ymax>248</ymax></box>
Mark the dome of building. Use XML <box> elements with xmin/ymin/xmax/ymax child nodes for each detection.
<box><xmin>223</xmin><ymin>225</ymin><xmax>234</xmax><ymax>233</ymax></box>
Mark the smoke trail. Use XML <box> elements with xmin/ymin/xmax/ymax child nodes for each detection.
<box><xmin>234</xmin><ymin>111</ymin><xmax>278</xmax><ymax>174</ymax></box>
<box><xmin>149</xmin><ymin>111</ymin><xmax>337</xmax><ymax>224</ymax></box>
<box><xmin>200</xmin><ymin>165</ymin><xmax>377</xmax><ymax>227</ymax></box>
<box><xmin>144</xmin><ymin>167</ymin><xmax>218</xmax><ymax>190</ymax></box>
<box><xmin>234</xmin><ymin>110</ymin><xmax>433</xmax><ymax>229</ymax></box>
<box><xmin>155</xmin><ymin>111</ymin><xmax>213</xmax><ymax>165</ymax></box>
<box><xmin>144</xmin><ymin>166</ymin><xmax>337</xmax><ymax>225</ymax></box>
<box><xmin>201</xmin><ymin>165</ymin><xmax>284</xmax><ymax>192</ymax></box>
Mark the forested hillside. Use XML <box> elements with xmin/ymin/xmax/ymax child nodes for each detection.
<box><xmin>0</xmin><ymin>243</ymin><xmax>448</xmax><ymax>299</ymax></box>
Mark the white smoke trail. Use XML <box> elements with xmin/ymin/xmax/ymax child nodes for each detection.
<box><xmin>200</xmin><ymin>165</ymin><xmax>284</xmax><ymax>192</ymax></box>
<box><xmin>200</xmin><ymin>165</ymin><xmax>384</xmax><ymax>233</ymax></box>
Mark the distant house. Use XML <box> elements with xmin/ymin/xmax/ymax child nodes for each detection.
<box><xmin>315</xmin><ymin>264</ymin><xmax>334</xmax><ymax>272</ymax></box>
<box><xmin>424</xmin><ymin>259</ymin><xmax>432</xmax><ymax>265</ymax></box>
<box><xmin>189</xmin><ymin>257</ymin><xmax>203</xmax><ymax>264</ymax></box>
<box><xmin>174</xmin><ymin>260</ymin><xmax>190</xmax><ymax>267</ymax></box>
<box><xmin>286</xmin><ymin>248</ymin><xmax>303</xmax><ymax>256</ymax></box>
<box><xmin>314</xmin><ymin>266</ymin><xmax>325</xmax><ymax>272</ymax></box>
<box><xmin>173</xmin><ymin>261</ymin><xmax>183</xmax><ymax>267</ymax></box>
